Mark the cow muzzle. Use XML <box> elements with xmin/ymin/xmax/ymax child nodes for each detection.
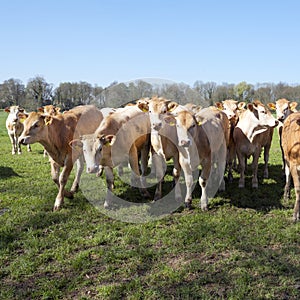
<box><xmin>18</xmin><ymin>137</ymin><xmax>29</xmax><ymax>145</ymax></box>
<box><xmin>180</xmin><ymin>140</ymin><xmax>191</xmax><ymax>147</ymax></box>
<box><xmin>87</xmin><ymin>165</ymin><xmax>99</xmax><ymax>174</ymax></box>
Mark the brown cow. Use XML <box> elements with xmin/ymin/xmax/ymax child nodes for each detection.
<box><xmin>233</xmin><ymin>100</ymin><xmax>278</xmax><ymax>188</ymax></box>
<box><xmin>72</xmin><ymin>105</ymin><xmax>151</xmax><ymax>208</ymax></box>
<box><xmin>5</xmin><ymin>106</ymin><xmax>31</xmax><ymax>154</ymax></box>
<box><xmin>281</xmin><ymin>112</ymin><xmax>300</xmax><ymax>221</ymax></box>
<box><xmin>18</xmin><ymin>105</ymin><xmax>103</xmax><ymax>210</ymax></box>
<box><xmin>268</xmin><ymin>98</ymin><xmax>298</xmax><ymax>172</ymax></box>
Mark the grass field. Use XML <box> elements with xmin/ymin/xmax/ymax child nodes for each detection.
<box><xmin>0</xmin><ymin>109</ymin><xmax>300</xmax><ymax>299</ymax></box>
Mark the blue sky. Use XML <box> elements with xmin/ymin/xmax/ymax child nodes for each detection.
<box><xmin>1</xmin><ymin>0</ymin><xmax>300</xmax><ymax>88</ymax></box>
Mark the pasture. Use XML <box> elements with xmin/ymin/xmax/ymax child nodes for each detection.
<box><xmin>0</xmin><ymin>109</ymin><xmax>300</xmax><ymax>299</ymax></box>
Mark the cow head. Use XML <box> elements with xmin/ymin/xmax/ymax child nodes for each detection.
<box><xmin>18</xmin><ymin>112</ymin><xmax>51</xmax><ymax>145</ymax></box>
<box><xmin>172</xmin><ymin>110</ymin><xmax>197</xmax><ymax>148</ymax></box>
<box><xmin>248</xmin><ymin>101</ymin><xmax>279</xmax><ymax>128</ymax></box>
<box><xmin>38</xmin><ymin>105</ymin><xmax>61</xmax><ymax>116</ymax></box>
<box><xmin>138</xmin><ymin>97</ymin><xmax>178</xmax><ymax>131</ymax></box>
<box><xmin>215</xmin><ymin>99</ymin><xmax>245</xmax><ymax>123</ymax></box>
<box><xmin>268</xmin><ymin>98</ymin><xmax>298</xmax><ymax>122</ymax></box>
<box><xmin>5</xmin><ymin>106</ymin><xmax>25</xmax><ymax>124</ymax></box>
<box><xmin>71</xmin><ymin>134</ymin><xmax>116</xmax><ymax>174</ymax></box>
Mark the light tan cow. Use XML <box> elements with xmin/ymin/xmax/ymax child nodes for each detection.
<box><xmin>233</xmin><ymin>100</ymin><xmax>278</xmax><ymax>188</ymax></box>
<box><xmin>38</xmin><ymin>104</ymin><xmax>61</xmax><ymax>116</ymax></box>
<box><xmin>18</xmin><ymin>105</ymin><xmax>104</xmax><ymax>211</ymax></box>
<box><xmin>281</xmin><ymin>112</ymin><xmax>300</xmax><ymax>221</ymax></box>
<box><xmin>215</xmin><ymin>99</ymin><xmax>246</xmax><ymax>182</ymax></box>
<box><xmin>137</xmin><ymin>97</ymin><xmax>182</xmax><ymax>201</ymax></box>
<box><xmin>71</xmin><ymin>105</ymin><xmax>151</xmax><ymax>208</ymax></box>
<box><xmin>268</xmin><ymin>98</ymin><xmax>298</xmax><ymax>171</ymax></box>
<box><xmin>170</xmin><ymin>109</ymin><xmax>213</xmax><ymax>210</ymax></box>
<box><xmin>5</xmin><ymin>106</ymin><xmax>31</xmax><ymax>154</ymax></box>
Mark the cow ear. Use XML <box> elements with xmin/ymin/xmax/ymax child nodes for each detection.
<box><xmin>137</xmin><ymin>101</ymin><xmax>149</xmax><ymax>112</ymax></box>
<box><xmin>290</xmin><ymin>101</ymin><xmax>298</xmax><ymax>112</ymax></box>
<box><xmin>164</xmin><ymin>116</ymin><xmax>176</xmax><ymax>126</ymax></box>
<box><xmin>55</xmin><ymin>107</ymin><xmax>61</xmax><ymax>113</ymax></box>
<box><xmin>247</xmin><ymin>103</ymin><xmax>254</xmax><ymax>111</ymax></box>
<box><xmin>215</xmin><ymin>102</ymin><xmax>223</xmax><ymax>110</ymax></box>
<box><xmin>38</xmin><ymin>107</ymin><xmax>44</xmax><ymax>112</ymax></box>
<box><xmin>195</xmin><ymin>115</ymin><xmax>205</xmax><ymax>126</ymax></box>
<box><xmin>167</xmin><ymin>101</ymin><xmax>178</xmax><ymax>112</ymax></box>
<box><xmin>4</xmin><ymin>107</ymin><xmax>10</xmax><ymax>113</ymax></box>
<box><xmin>267</xmin><ymin>103</ymin><xmax>276</xmax><ymax>110</ymax></box>
<box><xmin>69</xmin><ymin>139</ymin><xmax>83</xmax><ymax>152</ymax></box>
<box><xmin>18</xmin><ymin>112</ymin><xmax>28</xmax><ymax>122</ymax></box>
<box><xmin>238</xmin><ymin>102</ymin><xmax>246</xmax><ymax>110</ymax></box>
<box><xmin>101</xmin><ymin>135</ymin><xmax>116</xmax><ymax>146</ymax></box>
<box><xmin>44</xmin><ymin>115</ymin><xmax>53</xmax><ymax>126</ymax></box>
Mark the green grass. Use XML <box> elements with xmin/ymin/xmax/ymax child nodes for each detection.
<box><xmin>0</xmin><ymin>110</ymin><xmax>300</xmax><ymax>299</ymax></box>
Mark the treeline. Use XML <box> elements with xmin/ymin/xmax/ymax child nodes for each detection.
<box><xmin>1</xmin><ymin>76</ymin><xmax>300</xmax><ymax>110</ymax></box>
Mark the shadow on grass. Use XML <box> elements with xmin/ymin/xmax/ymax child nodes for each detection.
<box><xmin>0</xmin><ymin>166</ymin><xmax>20</xmax><ymax>179</ymax></box>
<box><xmin>209</xmin><ymin>163</ymin><xmax>286</xmax><ymax>212</ymax></box>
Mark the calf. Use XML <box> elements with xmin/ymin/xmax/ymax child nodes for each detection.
<box><xmin>19</xmin><ymin>105</ymin><xmax>103</xmax><ymax>210</ymax></box>
<box><xmin>171</xmin><ymin>109</ymin><xmax>213</xmax><ymax>210</ymax></box>
<box><xmin>233</xmin><ymin>100</ymin><xmax>278</xmax><ymax>188</ymax></box>
<box><xmin>281</xmin><ymin>112</ymin><xmax>300</xmax><ymax>221</ymax></box>
<box><xmin>5</xmin><ymin>106</ymin><xmax>31</xmax><ymax>154</ymax></box>
<box><xmin>72</xmin><ymin>105</ymin><xmax>151</xmax><ymax>208</ymax></box>
<box><xmin>137</xmin><ymin>97</ymin><xmax>182</xmax><ymax>201</ymax></box>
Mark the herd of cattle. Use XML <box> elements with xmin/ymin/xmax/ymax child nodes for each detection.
<box><xmin>4</xmin><ymin>97</ymin><xmax>300</xmax><ymax>221</ymax></box>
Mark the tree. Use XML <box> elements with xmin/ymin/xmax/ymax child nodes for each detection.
<box><xmin>26</xmin><ymin>76</ymin><xmax>53</xmax><ymax>108</ymax></box>
<box><xmin>234</xmin><ymin>81</ymin><xmax>254</xmax><ymax>102</ymax></box>
<box><xmin>0</xmin><ymin>78</ymin><xmax>25</xmax><ymax>108</ymax></box>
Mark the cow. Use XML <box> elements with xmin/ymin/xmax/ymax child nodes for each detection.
<box><xmin>281</xmin><ymin>112</ymin><xmax>300</xmax><ymax>221</ymax></box>
<box><xmin>194</xmin><ymin>107</ymin><xmax>230</xmax><ymax>192</ymax></box>
<box><xmin>71</xmin><ymin>105</ymin><xmax>151</xmax><ymax>208</ymax></box>
<box><xmin>215</xmin><ymin>99</ymin><xmax>246</xmax><ymax>182</ymax></box>
<box><xmin>137</xmin><ymin>97</ymin><xmax>182</xmax><ymax>201</ymax></box>
<box><xmin>18</xmin><ymin>105</ymin><xmax>104</xmax><ymax>211</ymax></box>
<box><xmin>233</xmin><ymin>100</ymin><xmax>279</xmax><ymax>188</ymax></box>
<box><xmin>5</xmin><ymin>106</ymin><xmax>31</xmax><ymax>155</ymax></box>
<box><xmin>268</xmin><ymin>98</ymin><xmax>298</xmax><ymax>172</ymax></box>
<box><xmin>169</xmin><ymin>109</ymin><xmax>213</xmax><ymax>210</ymax></box>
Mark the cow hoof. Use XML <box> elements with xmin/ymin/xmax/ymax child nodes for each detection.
<box><xmin>185</xmin><ymin>202</ymin><xmax>192</xmax><ymax>210</ymax></box>
<box><xmin>53</xmin><ymin>205</ymin><xmax>61</xmax><ymax>211</ymax></box>
<box><xmin>64</xmin><ymin>191</ymin><xmax>74</xmax><ymax>199</ymax></box>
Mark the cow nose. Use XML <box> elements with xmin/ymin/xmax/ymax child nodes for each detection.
<box><xmin>180</xmin><ymin>140</ymin><xmax>190</xmax><ymax>147</ymax></box>
<box><xmin>153</xmin><ymin>122</ymin><xmax>162</xmax><ymax>131</ymax></box>
<box><xmin>275</xmin><ymin>120</ymin><xmax>279</xmax><ymax>126</ymax></box>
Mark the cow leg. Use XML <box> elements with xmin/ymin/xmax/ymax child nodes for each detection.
<box><xmin>50</xmin><ymin>159</ymin><xmax>60</xmax><ymax>188</ymax></box>
<box><xmin>27</xmin><ymin>144</ymin><xmax>32</xmax><ymax>152</ymax></box>
<box><xmin>129</xmin><ymin>147</ymin><xmax>150</xmax><ymax>198</ymax></box>
<box><xmin>104</xmin><ymin>166</ymin><xmax>114</xmax><ymax>208</ymax></box>
<box><xmin>152</xmin><ymin>152</ymin><xmax>165</xmax><ymax>201</ymax></box>
<box><xmin>16</xmin><ymin>134</ymin><xmax>22</xmax><ymax>155</ymax></box>
<box><xmin>70</xmin><ymin>155</ymin><xmax>84</xmax><ymax>193</ymax></box>
<box><xmin>263</xmin><ymin>144</ymin><xmax>271</xmax><ymax>178</ymax></box>
<box><xmin>173</xmin><ymin>154</ymin><xmax>182</xmax><ymax>202</ymax></box>
<box><xmin>179</xmin><ymin>155</ymin><xmax>194</xmax><ymax>209</ymax></box>
<box><xmin>199</xmin><ymin>158</ymin><xmax>211</xmax><ymax>211</ymax></box>
<box><xmin>251</xmin><ymin>149</ymin><xmax>261</xmax><ymax>188</ymax></box>
<box><xmin>291</xmin><ymin>166</ymin><xmax>300</xmax><ymax>221</ymax></box>
<box><xmin>284</xmin><ymin>162</ymin><xmax>291</xmax><ymax>201</ymax></box>
<box><xmin>237</xmin><ymin>152</ymin><xmax>246</xmax><ymax>188</ymax></box>
<box><xmin>140</xmin><ymin>144</ymin><xmax>150</xmax><ymax>192</ymax></box>
<box><xmin>8</xmin><ymin>134</ymin><xmax>16</xmax><ymax>155</ymax></box>
<box><xmin>53</xmin><ymin>160</ymin><xmax>74</xmax><ymax>211</ymax></box>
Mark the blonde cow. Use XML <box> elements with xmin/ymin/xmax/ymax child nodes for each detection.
<box><xmin>281</xmin><ymin>112</ymin><xmax>300</xmax><ymax>221</ymax></box>
<box><xmin>5</xmin><ymin>106</ymin><xmax>31</xmax><ymax>154</ymax></box>
<box><xmin>18</xmin><ymin>105</ymin><xmax>104</xmax><ymax>211</ymax></box>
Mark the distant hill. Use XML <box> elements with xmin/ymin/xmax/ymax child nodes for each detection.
<box><xmin>125</xmin><ymin>78</ymin><xmax>177</xmax><ymax>88</ymax></box>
